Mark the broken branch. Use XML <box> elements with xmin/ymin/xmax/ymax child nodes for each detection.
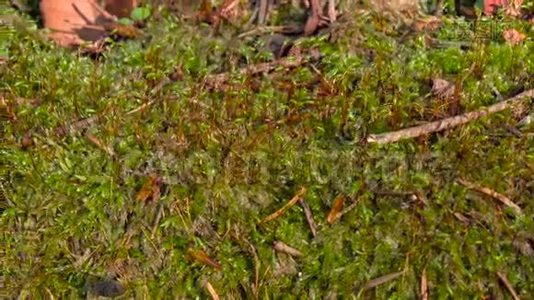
<box><xmin>457</xmin><ymin>178</ymin><xmax>522</xmax><ymax>215</ymax></box>
<box><xmin>421</xmin><ymin>268</ymin><xmax>428</xmax><ymax>300</ymax></box>
<box><xmin>204</xmin><ymin>280</ymin><xmax>220</xmax><ymax>300</ymax></box>
<box><xmin>299</xmin><ymin>199</ymin><xmax>318</xmax><ymax>237</ymax></box>
<box><xmin>205</xmin><ymin>56</ymin><xmax>308</xmax><ymax>90</ymax></box>
<box><xmin>362</xmin><ymin>270</ymin><xmax>405</xmax><ymax>290</ymax></box>
<box><xmin>367</xmin><ymin>89</ymin><xmax>533</xmax><ymax>144</ymax></box>
<box><xmin>496</xmin><ymin>271</ymin><xmax>520</xmax><ymax>300</ymax></box>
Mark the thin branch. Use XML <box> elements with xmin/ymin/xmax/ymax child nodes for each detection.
<box><xmin>367</xmin><ymin>89</ymin><xmax>533</xmax><ymax>144</ymax></box>
<box><xmin>496</xmin><ymin>271</ymin><xmax>520</xmax><ymax>300</ymax></box>
<box><xmin>299</xmin><ymin>199</ymin><xmax>318</xmax><ymax>237</ymax></box>
<box><xmin>204</xmin><ymin>280</ymin><xmax>220</xmax><ymax>300</ymax></box>
<box><xmin>362</xmin><ymin>270</ymin><xmax>405</xmax><ymax>290</ymax></box>
<box><xmin>336</xmin><ymin>196</ymin><xmax>361</xmax><ymax>221</ymax></box>
<box><xmin>238</xmin><ymin>26</ymin><xmax>299</xmax><ymax>38</ymax></box>
<box><xmin>205</xmin><ymin>56</ymin><xmax>307</xmax><ymax>90</ymax></box>
<box><xmin>457</xmin><ymin>179</ymin><xmax>522</xmax><ymax>215</ymax></box>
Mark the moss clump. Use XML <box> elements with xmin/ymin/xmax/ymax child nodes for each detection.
<box><xmin>1</xmin><ymin>5</ymin><xmax>533</xmax><ymax>298</ymax></box>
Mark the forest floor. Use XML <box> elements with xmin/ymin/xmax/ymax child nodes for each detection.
<box><xmin>1</xmin><ymin>2</ymin><xmax>534</xmax><ymax>299</ymax></box>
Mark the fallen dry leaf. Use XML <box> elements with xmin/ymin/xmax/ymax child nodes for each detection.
<box><xmin>188</xmin><ymin>249</ymin><xmax>221</xmax><ymax>270</ymax></box>
<box><xmin>105</xmin><ymin>0</ymin><xmax>138</xmax><ymax>18</ymax></box>
<box><xmin>260</xmin><ymin>187</ymin><xmax>307</xmax><ymax>224</ymax></box>
<box><xmin>431</xmin><ymin>78</ymin><xmax>455</xmax><ymax>99</ymax></box>
<box><xmin>503</xmin><ymin>29</ymin><xmax>526</xmax><ymax>46</ymax></box>
<box><xmin>327</xmin><ymin>195</ymin><xmax>344</xmax><ymax>224</ymax></box>
<box><xmin>453</xmin><ymin>212</ymin><xmax>470</xmax><ymax>225</ymax></box>
<box><xmin>136</xmin><ymin>174</ymin><xmax>162</xmax><ymax>203</ymax></box>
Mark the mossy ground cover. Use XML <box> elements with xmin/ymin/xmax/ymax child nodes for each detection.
<box><xmin>1</xmin><ymin>3</ymin><xmax>534</xmax><ymax>299</ymax></box>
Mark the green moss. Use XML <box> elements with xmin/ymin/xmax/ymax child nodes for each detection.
<box><xmin>1</xmin><ymin>4</ymin><xmax>533</xmax><ymax>299</ymax></box>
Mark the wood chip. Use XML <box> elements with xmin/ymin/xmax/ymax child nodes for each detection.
<box><xmin>273</xmin><ymin>240</ymin><xmax>303</xmax><ymax>257</ymax></box>
<box><xmin>457</xmin><ymin>178</ymin><xmax>522</xmax><ymax>215</ymax></box>
<box><xmin>421</xmin><ymin>268</ymin><xmax>428</xmax><ymax>300</ymax></box>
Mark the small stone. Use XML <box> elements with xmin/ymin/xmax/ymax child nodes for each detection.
<box><xmin>90</xmin><ymin>279</ymin><xmax>125</xmax><ymax>298</ymax></box>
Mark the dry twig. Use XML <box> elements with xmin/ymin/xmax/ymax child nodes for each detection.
<box><xmin>367</xmin><ymin>89</ymin><xmax>534</xmax><ymax>144</ymax></box>
<box><xmin>362</xmin><ymin>270</ymin><xmax>405</xmax><ymax>290</ymax></box>
<box><xmin>421</xmin><ymin>268</ymin><xmax>428</xmax><ymax>300</ymax></box>
<box><xmin>457</xmin><ymin>178</ymin><xmax>522</xmax><ymax>215</ymax></box>
<box><xmin>204</xmin><ymin>280</ymin><xmax>220</xmax><ymax>300</ymax></box>
<box><xmin>205</xmin><ymin>57</ymin><xmax>308</xmax><ymax>90</ymax></box>
<box><xmin>299</xmin><ymin>199</ymin><xmax>317</xmax><ymax>237</ymax></box>
<box><xmin>336</xmin><ymin>196</ymin><xmax>361</xmax><ymax>221</ymax></box>
<box><xmin>496</xmin><ymin>271</ymin><xmax>520</xmax><ymax>300</ymax></box>
<box><xmin>238</xmin><ymin>26</ymin><xmax>295</xmax><ymax>38</ymax></box>
<box><xmin>85</xmin><ymin>133</ymin><xmax>115</xmax><ymax>156</ymax></box>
